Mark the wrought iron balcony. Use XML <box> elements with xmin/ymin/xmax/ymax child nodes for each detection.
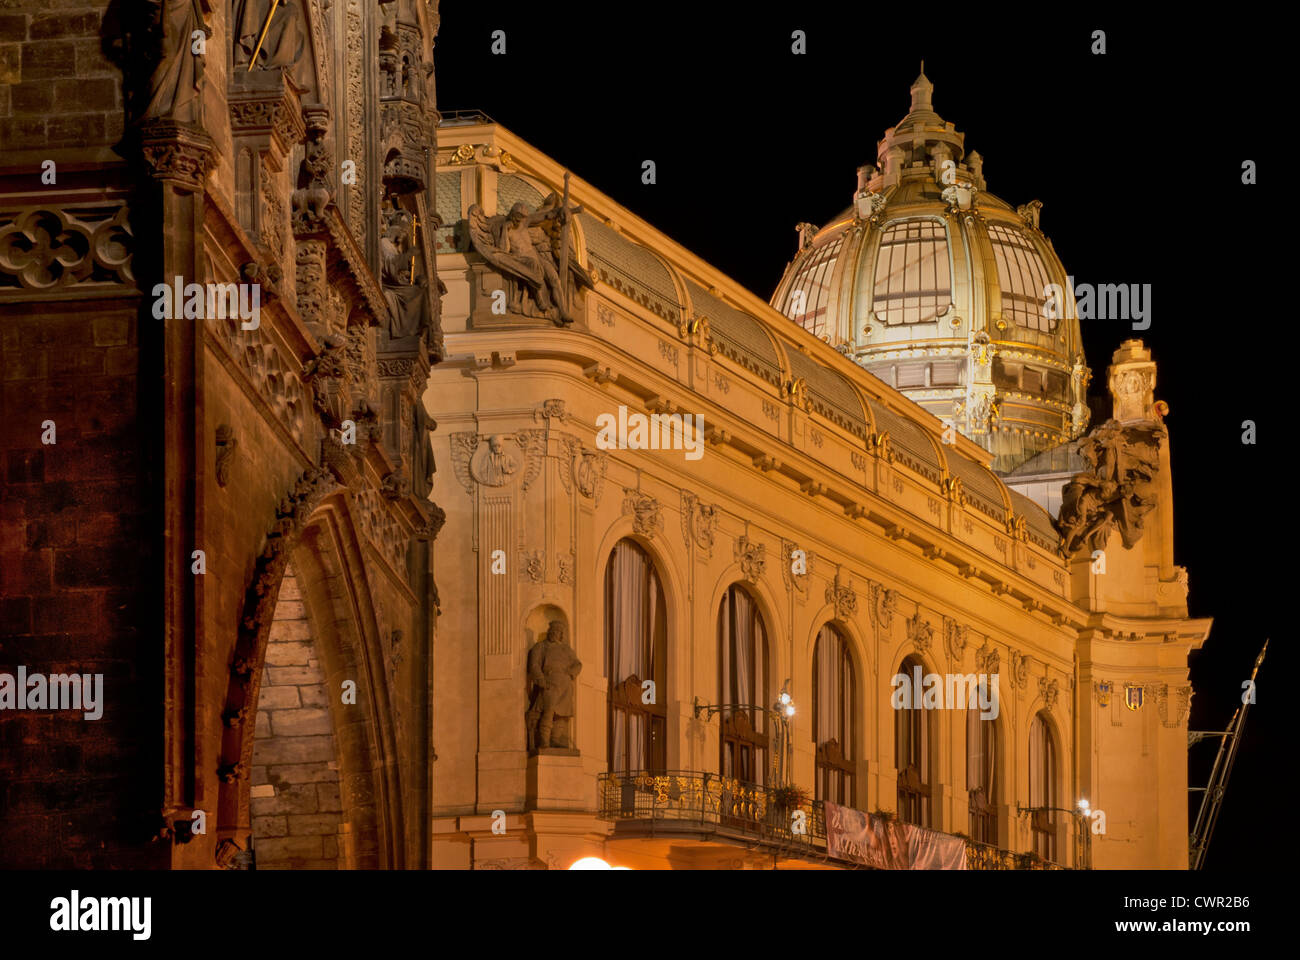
<box><xmin>597</xmin><ymin>771</ymin><xmax>1068</xmax><ymax>869</ymax></box>
<box><xmin>596</xmin><ymin>771</ymin><xmax>824</xmax><ymax>849</ymax></box>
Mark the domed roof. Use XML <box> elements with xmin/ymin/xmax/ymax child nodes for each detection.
<box><xmin>771</xmin><ymin>68</ymin><xmax>1090</xmax><ymax>473</ymax></box>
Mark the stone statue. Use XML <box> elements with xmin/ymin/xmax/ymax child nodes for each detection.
<box><xmin>292</xmin><ymin>119</ymin><xmax>333</xmax><ymax>229</ymax></box>
<box><xmin>466</xmin><ymin>186</ymin><xmax>592</xmax><ymax>325</ymax></box>
<box><xmin>233</xmin><ymin>0</ymin><xmax>307</xmax><ymax>71</ymax></box>
<box><xmin>1055</xmin><ymin>418</ymin><xmax>1164</xmax><ymax>556</ymax></box>
<box><xmin>143</xmin><ymin>0</ymin><xmax>206</xmax><ymax>124</ymax></box>
<box><xmin>379</xmin><ymin>207</ymin><xmax>431</xmax><ymax>339</ymax></box>
<box><xmin>526</xmin><ymin>621</ymin><xmax>582</xmax><ymax>752</ymax></box>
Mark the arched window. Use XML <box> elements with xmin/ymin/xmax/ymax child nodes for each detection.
<box><xmin>872</xmin><ymin>220</ymin><xmax>952</xmax><ymax>326</ymax></box>
<box><xmin>718</xmin><ymin>585</ymin><xmax>768</xmax><ymax>784</ymax></box>
<box><xmin>895</xmin><ymin>655</ymin><xmax>931</xmax><ymax>826</ymax></box>
<box><xmin>967</xmin><ymin>688</ymin><xmax>998</xmax><ymax>845</ymax></box>
<box><xmin>987</xmin><ymin>223</ymin><xmax>1055</xmax><ymax>332</ymax></box>
<box><xmin>781</xmin><ymin>237</ymin><xmax>844</xmax><ymax>338</ymax></box>
<box><xmin>604</xmin><ymin>539</ymin><xmax>667</xmax><ymax>774</ymax></box>
<box><xmin>1029</xmin><ymin>711</ymin><xmax>1057</xmax><ymax>861</ymax></box>
<box><xmin>812</xmin><ymin>624</ymin><xmax>855</xmax><ymax>805</ymax></box>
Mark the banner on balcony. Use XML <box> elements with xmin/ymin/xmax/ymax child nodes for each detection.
<box><xmin>824</xmin><ymin>802</ymin><xmax>966</xmax><ymax>870</ymax></box>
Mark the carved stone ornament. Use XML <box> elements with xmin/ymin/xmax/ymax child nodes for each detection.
<box><xmin>0</xmin><ymin>205</ymin><xmax>135</xmax><ymax>295</ymax></box>
<box><xmin>469</xmin><ymin>434</ymin><xmax>519</xmax><ymax>487</ymax></box>
<box><xmin>944</xmin><ymin>617</ymin><xmax>968</xmax><ymax>663</ymax></box>
<box><xmin>622</xmin><ymin>490</ymin><xmax>663</xmax><ymax>539</ymax></box>
<box><xmin>974</xmin><ymin>640</ymin><xmax>1000</xmax><ymax>676</ymax></box>
<box><xmin>781</xmin><ymin>539</ymin><xmax>812</xmax><ymax>596</ymax></box>
<box><xmin>680</xmin><ymin>491</ymin><xmax>718</xmax><ymax>557</ymax></box>
<box><xmin>868</xmin><ymin>581</ymin><xmax>897</xmax><ymax>632</ymax></box>
<box><xmin>825</xmin><ymin>571</ymin><xmax>858</xmax><ymax>619</ymax></box>
<box><xmin>1055</xmin><ymin>418</ymin><xmax>1165</xmax><ymax>557</ymax></box>
<box><xmin>1011</xmin><ymin>650</ymin><xmax>1030</xmax><ymax>690</ymax></box>
<box><xmin>1156</xmin><ymin>683</ymin><xmax>1193</xmax><ymax>728</ymax></box>
<box><xmin>734</xmin><ymin>535</ymin><xmax>766</xmax><ymax>583</ymax></box>
<box><xmin>1038</xmin><ymin>677</ymin><xmax>1060</xmax><ymax>711</ymax></box>
<box><xmin>906</xmin><ymin>612</ymin><xmax>933</xmax><ymax>655</ymax></box>
<box><xmin>520</xmin><ymin>550</ymin><xmax>544</xmax><ymax>584</ymax></box>
<box><xmin>139</xmin><ymin>118</ymin><xmax>216</xmax><ymax>189</ymax></box>
<box><xmin>574</xmin><ymin>449</ymin><xmax>607</xmax><ymax>502</ymax></box>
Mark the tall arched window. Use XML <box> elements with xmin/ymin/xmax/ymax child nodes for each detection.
<box><xmin>812</xmin><ymin>624</ymin><xmax>855</xmax><ymax>805</ymax></box>
<box><xmin>967</xmin><ymin>688</ymin><xmax>998</xmax><ymax>845</ymax></box>
<box><xmin>604</xmin><ymin>539</ymin><xmax>667</xmax><ymax>774</ymax></box>
<box><xmin>872</xmin><ymin>219</ymin><xmax>952</xmax><ymax>326</ymax></box>
<box><xmin>895</xmin><ymin>655</ymin><xmax>931</xmax><ymax>826</ymax></box>
<box><xmin>718</xmin><ymin>585</ymin><xmax>768</xmax><ymax>784</ymax></box>
<box><xmin>1029</xmin><ymin>711</ymin><xmax>1057</xmax><ymax>861</ymax></box>
<box><xmin>987</xmin><ymin>223</ymin><xmax>1055</xmax><ymax>332</ymax></box>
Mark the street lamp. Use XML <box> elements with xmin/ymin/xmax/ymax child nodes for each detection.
<box><xmin>693</xmin><ymin>679</ymin><xmax>796</xmax><ymax>785</ymax></box>
<box><xmin>1016</xmin><ymin>800</ymin><xmax>1092</xmax><ymax>870</ymax></box>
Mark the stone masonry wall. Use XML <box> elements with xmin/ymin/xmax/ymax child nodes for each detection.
<box><xmin>249</xmin><ymin>565</ymin><xmax>345</xmax><ymax>869</ymax></box>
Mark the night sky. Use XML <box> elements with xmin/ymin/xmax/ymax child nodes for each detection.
<box><xmin>435</xmin><ymin>4</ymin><xmax>1282</xmax><ymax>871</ymax></box>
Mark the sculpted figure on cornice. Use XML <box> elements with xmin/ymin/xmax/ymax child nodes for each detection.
<box><xmin>467</xmin><ymin>188</ymin><xmax>593</xmax><ymax>325</ymax></box>
<box><xmin>234</xmin><ymin>0</ymin><xmax>308</xmax><ymax>72</ymax></box>
<box><xmin>1055</xmin><ymin>419</ymin><xmax>1164</xmax><ymax>556</ymax></box>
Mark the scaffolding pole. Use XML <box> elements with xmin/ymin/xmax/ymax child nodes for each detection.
<box><xmin>1188</xmin><ymin>640</ymin><xmax>1266</xmax><ymax>870</ymax></box>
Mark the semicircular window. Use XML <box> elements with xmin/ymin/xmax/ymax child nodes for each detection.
<box><xmin>987</xmin><ymin>223</ymin><xmax>1055</xmax><ymax>333</ymax></box>
<box><xmin>780</xmin><ymin>237</ymin><xmax>844</xmax><ymax>338</ymax></box>
<box><xmin>872</xmin><ymin>220</ymin><xmax>952</xmax><ymax>326</ymax></box>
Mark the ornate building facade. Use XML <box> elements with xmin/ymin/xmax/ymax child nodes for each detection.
<box><xmin>1</xmin><ymin>10</ymin><xmax>1209</xmax><ymax>872</ymax></box>
<box><xmin>427</xmin><ymin>91</ymin><xmax>1209</xmax><ymax>869</ymax></box>
<box><xmin>1</xmin><ymin>1</ymin><xmax>443</xmax><ymax>868</ymax></box>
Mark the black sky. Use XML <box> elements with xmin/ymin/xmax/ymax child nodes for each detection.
<box><xmin>435</xmin><ymin>3</ymin><xmax>1284</xmax><ymax>871</ymax></box>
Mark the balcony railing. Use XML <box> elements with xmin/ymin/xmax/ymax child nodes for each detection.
<box><xmin>597</xmin><ymin>771</ymin><xmax>824</xmax><ymax>849</ymax></box>
<box><xmin>597</xmin><ymin>771</ymin><xmax>1068</xmax><ymax>869</ymax></box>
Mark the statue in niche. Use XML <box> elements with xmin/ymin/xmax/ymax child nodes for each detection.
<box><xmin>233</xmin><ymin>0</ymin><xmax>307</xmax><ymax>72</ymax></box>
<box><xmin>467</xmin><ymin>176</ymin><xmax>593</xmax><ymax>325</ymax></box>
<box><xmin>526</xmin><ymin>621</ymin><xmax>582</xmax><ymax>752</ymax></box>
<box><xmin>143</xmin><ymin>0</ymin><xmax>206</xmax><ymax>124</ymax></box>
<box><xmin>1056</xmin><ymin>419</ymin><xmax>1164</xmax><ymax>556</ymax></box>
<box><xmin>380</xmin><ymin>206</ymin><xmax>431</xmax><ymax>339</ymax></box>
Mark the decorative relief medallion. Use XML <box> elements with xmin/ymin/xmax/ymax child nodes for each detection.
<box><xmin>781</xmin><ymin>539</ymin><xmax>813</xmax><ymax>597</ymax></box>
<box><xmin>470</xmin><ymin>435</ymin><xmax>519</xmax><ymax>487</ymax></box>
